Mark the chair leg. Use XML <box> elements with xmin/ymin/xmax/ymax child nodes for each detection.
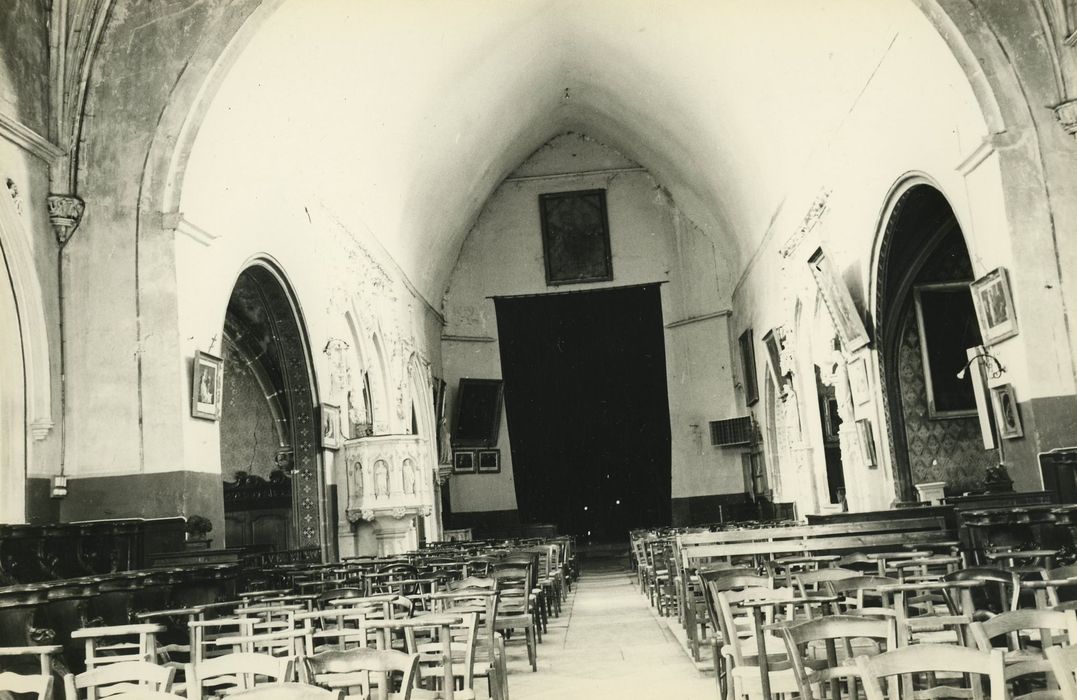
<box><xmin>526</xmin><ymin>626</ymin><xmax>537</xmax><ymax>672</ymax></box>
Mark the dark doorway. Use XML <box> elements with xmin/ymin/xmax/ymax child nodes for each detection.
<box><xmin>494</xmin><ymin>284</ymin><xmax>672</xmax><ymax>542</ymax></box>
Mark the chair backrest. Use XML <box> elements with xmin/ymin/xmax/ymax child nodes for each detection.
<box><xmin>0</xmin><ymin>671</ymin><xmax>51</xmax><ymax>700</ymax></box>
<box><xmin>66</xmin><ymin>660</ymin><xmax>175</xmax><ymax>700</ymax></box>
<box><xmin>302</xmin><ymin>647</ymin><xmax>420</xmax><ymax>700</ymax></box>
<box><xmin>1046</xmin><ymin>644</ymin><xmax>1077</xmax><ymax>700</ymax></box>
<box><xmin>793</xmin><ymin>568</ymin><xmax>860</xmax><ymax>597</ymax></box>
<box><xmin>716</xmin><ymin>587</ymin><xmax>795</xmax><ymax>667</ymax></box>
<box><xmin>780</xmin><ymin>615</ymin><xmax>897</xmax><ymax>700</ymax></box>
<box><xmin>970</xmin><ymin>608</ymin><xmax>1077</xmax><ymax>693</ymax></box>
<box><xmin>827</xmin><ymin>576</ymin><xmax>899</xmax><ymax>614</ymax></box>
<box><xmin>413</xmin><ymin>610</ymin><xmax>480</xmax><ymax>693</ymax></box>
<box><xmin>449</xmin><ymin>576</ymin><xmax>496</xmax><ymax>591</ymax></box>
<box><xmin>698</xmin><ymin>568</ymin><xmax>766</xmax><ymax>634</ymax></box>
<box><xmin>855</xmin><ymin>644</ymin><xmax>1006</xmax><ymax>700</ymax></box>
<box><xmin>229</xmin><ymin>682</ymin><xmax>343</xmax><ymax>700</ymax></box>
<box><xmin>185</xmin><ymin>651</ymin><xmax>293</xmax><ymax>698</ymax></box>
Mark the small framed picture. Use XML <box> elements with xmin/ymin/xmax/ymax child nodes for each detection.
<box><xmin>856</xmin><ymin>418</ymin><xmax>877</xmax><ymax>469</ymax></box>
<box><xmin>453</xmin><ymin>450</ymin><xmax>476</xmax><ymax>474</ymax></box>
<box><xmin>320</xmin><ymin>403</ymin><xmax>342</xmax><ymax>450</ymax></box>
<box><xmin>191</xmin><ymin>350</ymin><xmax>224</xmax><ymax>421</ymax></box>
<box><xmin>848</xmin><ymin>355</ymin><xmax>871</xmax><ymax>407</ymax></box>
<box><xmin>970</xmin><ymin>267</ymin><xmax>1018</xmax><ymax>345</ymax></box>
<box><xmin>478</xmin><ymin>449</ymin><xmax>501</xmax><ymax>474</ymax></box>
<box><xmin>990</xmin><ymin>383</ymin><xmax>1024</xmax><ymax>440</ymax></box>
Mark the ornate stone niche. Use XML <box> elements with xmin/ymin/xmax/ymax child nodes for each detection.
<box><xmin>342</xmin><ymin>435</ymin><xmax>434</xmax><ymax>555</ymax></box>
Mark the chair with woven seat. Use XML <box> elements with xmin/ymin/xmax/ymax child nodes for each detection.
<box><xmin>855</xmin><ymin>644</ymin><xmax>1006</xmax><ymax>700</ymax></box>
<box><xmin>430</xmin><ymin>590</ymin><xmax>507</xmax><ymax>700</ymax></box>
<box><xmin>716</xmin><ymin>586</ymin><xmax>799</xmax><ymax>700</ymax></box>
<box><xmin>301</xmin><ymin>647</ymin><xmax>420</xmax><ymax>700</ymax></box>
<box><xmin>1046</xmin><ymin>644</ymin><xmax>1077</xmax><ymax>700</ymax></box>
<box><xmin>970</xmin><ymin>608</ymin><xmax>1077</xmax><ymax>700</ymax></box>
<box><xmin>491</xmin><ymin>567</ymin><xmax>537</xmax><ymax>672</ymax></box>
<box><xmin>781</xmin><ymin>615</ymin><xmax>897</xmax><ymax>700</ymax></box>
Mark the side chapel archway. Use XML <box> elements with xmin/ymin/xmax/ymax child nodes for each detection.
<box><xmin>219</xmin><ymin>260</ymin><xmax>324</xmax><ymax>551</ymax></box>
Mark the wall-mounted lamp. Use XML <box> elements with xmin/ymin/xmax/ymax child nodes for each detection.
<box><xmin>956</xmin><ymin>351</ymin><xmax>1006</xmax><ymax>380</ymax></box>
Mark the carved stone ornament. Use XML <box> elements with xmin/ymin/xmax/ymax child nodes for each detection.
<box><xmin>361</xmin><ymin>508</ymin><xmax>376</xmax><ymax>522</ymax></box>
<box><xmin>391</xmin><ymin>506</ymin><xmax>408</xmax><ymax>519</ymax></box>
<box><xmin>47</xmin><ymin>194</ymin><xmax>86</xmax><ymax>245</ymax></box>
<box><xmin>6</xmin><ymin>179</ymin><xmax>23</xmax><ymax>216</ymax></box>
<box><xmin>780</xmin><ymin>189</ymin><xmax>831</xmax><ymax>259</ymax></box>
<box><xmin>422</xmin><ymin>505</ymin><xmax>433</xmax><ymax>517</ymax></box>
<box><xmin>1056</xmin><ymin>99</ymin><xmax>1077</xmax><ymax>139</ymax></box>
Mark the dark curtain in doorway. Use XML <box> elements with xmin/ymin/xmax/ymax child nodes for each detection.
<box><xmin>493</xmin><ymin>284</ymin><xmax>672</xmax><ymax>541</ymax></box>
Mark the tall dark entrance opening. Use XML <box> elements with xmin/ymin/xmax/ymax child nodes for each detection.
<box><xmin>494</xmin><ymin>284</ymin><xmax>672</xmax><ymax>542</ymax></box>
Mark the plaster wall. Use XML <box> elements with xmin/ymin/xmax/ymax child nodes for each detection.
<box><xmin>728</xmin><ymin>10</ymin><xmax>1076</xmax><ymax>507</ymax></box>
<box><xmin>0</xmin><ymin>4</ymin><xmax>62</xmax><ymax>523</ymax></box>
<box><xmin>442</xmin><ymin>133</ymin><xmax>742</xmax><ymax>518</ymax></box>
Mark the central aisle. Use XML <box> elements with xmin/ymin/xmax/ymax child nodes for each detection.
<box><xmin>509</xmin><ymin>558</ymin><xmax>715</xmax><ymax>699</ymax></box>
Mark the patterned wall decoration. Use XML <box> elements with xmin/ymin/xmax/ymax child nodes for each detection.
<box><xmin>240</xmin><ymin>265</ymin><xmax>323</xmax><ymax>551</ymax></box>
<box><xmin>897</xmin><ymin>307</ymin><xmax>996</xmax><ymax>493</ymax></box>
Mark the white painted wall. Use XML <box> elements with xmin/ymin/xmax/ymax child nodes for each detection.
<box><xmin>442</xmin><ymin>133</ymin><xmax>743</xmax><ymax>515</ymax></box>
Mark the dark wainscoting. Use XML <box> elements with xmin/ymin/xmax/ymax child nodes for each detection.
<box><xmin>671</xmin><ymin>493</ymin><xmax>795</xmax><ymax>527</ymax></box>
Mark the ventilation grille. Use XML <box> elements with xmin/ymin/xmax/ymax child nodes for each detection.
<box><xmin>710</xmin><ymin>417</ymin><xmax>753</xmax><ymax>447</ymax></box>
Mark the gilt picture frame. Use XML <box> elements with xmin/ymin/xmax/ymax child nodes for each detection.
<box><xmin>970</xmin><ymin>267</ymin><xmax>1018</xmax><ymax>346</ymax></box>
<box><xmin>191</xmin><ymin>350</ymin><xmax>224</xmax><ymax>421</ymax></box>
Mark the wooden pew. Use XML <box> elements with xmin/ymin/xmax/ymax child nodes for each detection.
<box><xmin>673</xmin><ymin>515</ymin><xmax>954</xmax><ymax>661</ymax></box>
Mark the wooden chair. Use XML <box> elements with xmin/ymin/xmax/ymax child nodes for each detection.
<box><xmin>826</xmin><ymin>576</ymin><xmax>899</xmax><ymax>617</ymax></box>
<box><xmin>793</xmin><ymin>568</ymin><xmax>861</xmax><ymax>598</ymax></box>
<box><xmin>301</xmin><ymin>647</ymin><xmax>420</xmax><ymax>700</ymax></box>
<box><xmin>491</xmin><ymin>568</ymin><xmax>538</xmax><ymax>672</ymax></box>
<box><xmin>781</xmin><ymin>615</ymin><xmax>897</xmax><ymax>700</ymax></box>
<box><xmin>430</xmin><ymin>591</ymin><xmax>507</xmax><ymax>700</ymax></box>
<box><xmin>64</xmin><ymin>660</ymin><xmax>175</xmax><ymax>700</ymax></box>
<box><xmin>71</xmin><ymin>623</ymin><xmax>166</xmax><ymax>670</ymax></box>
<box><xmin>185</xmin><ymin>651</ymin><xmax>294</xmax><ymax>699</ymax></box>
<box><xmin>1045</xmin><ymin>645</ymin><xmax>1077</xmax><ymax>700</ymax></box>
<box><xmin>0</xmin><ymin>670</ymin><xmax>51</xmax><ymax>699</ymax></box>
<box><xmin>230</xmin><ymin>681</ymin><xmax>344</xmax><ymax>700</ymax></box>
<box><xmin>716</xmin><ymin>587</ymin><xmax>798</xmax><ymax>700</ymax></box>
<box><xmin>410</xmin><ymin>611</ymin><xmax>479</xmax><ymax>699</ymax></box>
<box><xmin>970</xmin><ymin>609</ymin><xmax>1077</xmax><ymax>699</ymax></box>
<box><xmin>855</xmin><ymin>644</ymin><xmax>1006</xmax><ymax>700</ymax></box>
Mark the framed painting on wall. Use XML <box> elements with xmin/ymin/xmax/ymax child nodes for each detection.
<box><xmin>807</xmin><ymin>247</ymin><xmax>870</xmax><ymax>352</ymax></box>
<box><xmin>847</xmin><ymin>355</ymin><xmax>871</xmax><ymax>407</ymax></box>
<box><xmin>191</xmin><ymin>350</ymin><xmax>224</xmax><ymax>421</ymax></box>
<box><xmin>856</xmin><ymin>418</ymin><xmax>878</xmax><ymax>469</ymax></box>
<box><xmin>320</xmin><ymin>403</ymin><xmax>342</xmax><ymax>450</ymax></box>
<box><xmin>990</xmin><ymin>383</ymin><xmax>1023</xmax><ymax>440</ymax></box>
<box><xmin>538</xmin><ymin>189</ymin><xmax>613</xmax><ymax>285</ymax></box>
<box><xmin>970</xmin><ymin>267</ymin><xmax>1018</xmax><ymax>345</ymax></box>
<box><xmin>453</xmin><ymin>378</ymin><xmax>504</xmax><ymax>447</ymax></box>
<box><xmin>477</xmin><ymin>449</ymin><xmax>501</xmax><ymax>473</ymax></box>
<box><xmin>913</xmin><ymin>283</ymin><xmax>980</xmax><ymax>419</ymax></box>
<box><xmin>453</xmin><ymin>450</ymin><xmax>476</xmax><ymax>474</ymax></box>
<box><xmin>739</xmin><ymin>328</ymin><xmax>759</xmax><ymax>406</ymax></box>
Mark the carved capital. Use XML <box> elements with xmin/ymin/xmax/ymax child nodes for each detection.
<box><xmin>360</xmin><ymin>508</ymin><xmax>376</xmax><ymax>522</ymax></box>
<box><xmin>1056</xmin><ymin>99</ymin><xmax>1077</xmax><ymax>139</ymax></box>
<box><xmin>391</xmin><ymin>506</ymin><xmax>407</xmax><ymax>519</ymax></box>
<box><xmin>47</xmin><ymin>194</ymin><xmax>85</xmax><ymax>245</ymax></box>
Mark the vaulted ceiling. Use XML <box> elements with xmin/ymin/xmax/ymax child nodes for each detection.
<box><xmin>180</xmin><ymin>0</ymin><xmax>984</xmax><ymax>303</ymax></box>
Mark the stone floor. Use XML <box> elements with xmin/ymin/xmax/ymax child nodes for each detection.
<box><xmin>501</xmin><ymin>554</ymin><xmax>717</xmax><ymax>699</ymax></box>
